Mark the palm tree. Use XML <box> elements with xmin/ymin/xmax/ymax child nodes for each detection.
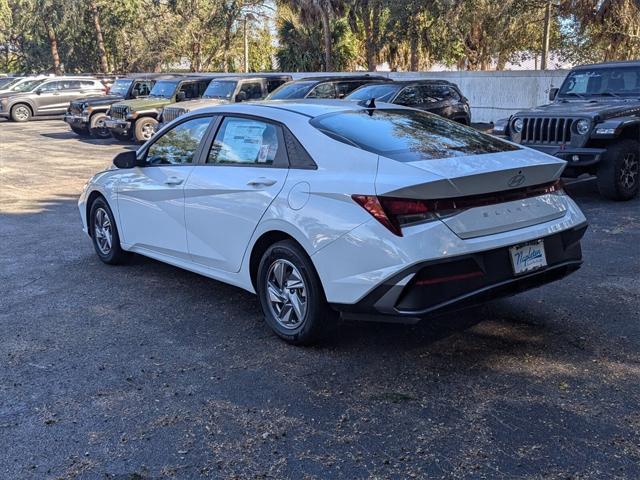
<box><xmin>278</xmin><ymin>0</ymin><xmax>343</xmax><ymax>71</ymax></box>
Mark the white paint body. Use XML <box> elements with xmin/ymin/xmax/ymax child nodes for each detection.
<box><xmin>79</xmin><ymin>101</ymin><xmax>586</xmax><ymax>306</ymax></box>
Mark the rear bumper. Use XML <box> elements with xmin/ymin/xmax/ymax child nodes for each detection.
<box><xmin>525</xmin><ymin>145</ymin><xmax>606</xmax><ymax>167</ymax></box>
<box><xmin>332</xmin><ymin>223</ymin><xmax>587</xmax><ymax>322</ymax></box>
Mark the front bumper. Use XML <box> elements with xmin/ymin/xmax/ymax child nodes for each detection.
<box><xmin>105</xmin><ymin>118</ymin><xmax>130</xmax><ymax>132</ymax></box>
<box><xmin>523</xmin><ymin>145</ymin><xmax>606</xmax><ymax>167</ymax></box>
<box><xmin>333</xmin><ymin>223</ymin><xmax>587</xmax><ymax>322</ymax></box>
<box><xmin>64</xmin><ymin>113</ymin><xmax>89</xmax><ymax>126</ymax></box>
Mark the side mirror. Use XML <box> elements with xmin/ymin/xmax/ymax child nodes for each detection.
<box><xmin>35</xmin><ymin>89</ymin><xmax>42</xmax><ymax>95</ymax></box>
<box><xmin>176</xmin><ymin>91</ymin><xmax>186</xmax><ymax>102</ymax></box>
<box><xmin>131</xmin><ymin>88</ymin><xmax>140</xmax><ymax>98</ymax></box>
<box><xmin>235</xmin><ymin>91</ymin><xmax>247</xmax><ymax>103</ymax></box>
<box><xmin>548</xmin><ymin>87</ymin><xmax>559</xmax><ymax>101</ymax></box>
<box><xmin>113</xmin><ymin>150</ymin><xmax>142</xmax><ymax>169</ymax></box>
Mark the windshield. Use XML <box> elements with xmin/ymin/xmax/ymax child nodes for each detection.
<box><xmin>0</xmin><ymin>77</ymin><xmax>20</xmax><ymax>89</ymax></box>
<box><xmin>267</xmin><ymin>81</ymin><xmax>316</xmax><ymax>100</ymax></box>
<box><xmin>346</xmin><ymin>84</ymin><xmax>400</xmax><ymax>102</ymax></box>
<box><xmin>13</xmin><ymin>79</ymin><xmax>46</xmax><ymax>92</ymax></box>
<box><xmin>559</xmin><ymin>66</ymin><xmax>640</xmax><ymax>98</ymax></box>
<box><xmin>109</xmin><ymin>79</ymin><xmax>132</xmax><ymax>96</ymax></box>
<box><xmin>149</xmin><ymin>80</ymin><xmax>178</xmax><ymax>99</ymax></box>
<box><xmin>311</xmin><ymin>109</ymin><xmax>518</xmax><ymax>162</ymax></box>
<box><xmin>203</xmin><ymin>80</ymin><xmax>236</xmax><ymax>99</ymax></box>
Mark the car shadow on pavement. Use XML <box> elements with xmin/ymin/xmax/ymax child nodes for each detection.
<box><xmin>40</xmin><ymin>130</ymin><xmax>136</xmax><ymax>147</ymax></box>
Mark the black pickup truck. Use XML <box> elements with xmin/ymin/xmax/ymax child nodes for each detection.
<box><xmin>494</xmin><ymin>61</ymin><xmax>640</xmax><ymax>200</ymax></box>
<box><xmin>64</xmin><ymin>74</ymin><xmax>169</xmax><ymax>138</ymax></box>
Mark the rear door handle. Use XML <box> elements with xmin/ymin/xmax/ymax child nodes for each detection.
<box><xmin>247</xmin><ymin>177</ymin><xmax>277</xmax><ymax>187</ymax></box>
<box><xmin>164</xmin><ymin>176</ymin><xmax>184</xmax><ymax>186</ymax></box>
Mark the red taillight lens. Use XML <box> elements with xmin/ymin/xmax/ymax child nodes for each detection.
<box><xmin>352</xmin><ymin>195</ymin><xmax>436</xmax><ymax>236</ymax></box>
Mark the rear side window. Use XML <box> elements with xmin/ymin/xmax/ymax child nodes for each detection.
<box><xmin>310</xmin><ymin>109</ymin><xmax>519</xmax><ymax>162</ymax></box>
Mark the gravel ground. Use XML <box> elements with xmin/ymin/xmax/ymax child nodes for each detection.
<box><xmin>1</xmin><ymin>118</ymin><xmax>639</xmax><ymax>479</ymax></box>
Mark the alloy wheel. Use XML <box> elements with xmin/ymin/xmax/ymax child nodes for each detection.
<box><xmin>620</xmin><ymin>152</ymin><xmax>639</xmax><ymax>190</ymax></box>
<box><xmin>14</xmin><ymin>106</ymin><xmax>29</xmax><ymax>121</ymax></box>
<box><xmin>141</xmin><ymin>123</ymin><xmax>155</xmax><ymax>140</ymax></box>
<box><xmin>94</xmin><ymin>207</ymin><xmax>113</xmax><ymax>255</ymax></box>
<box><xmin>265</xmin><ymin>259</ymin><xmax>307</xmax><ymax>329</ymax></box>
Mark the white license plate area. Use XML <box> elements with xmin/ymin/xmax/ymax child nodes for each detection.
<box><xmin>509</xmin><ymin>240</ymin><xmax>547</xmax><ymax>275</ymax></box>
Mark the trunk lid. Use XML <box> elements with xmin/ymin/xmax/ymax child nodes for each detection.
<box><xmin>375</xmin><ymin>148</ymin><xmax>569</xmax><ymax>239</ymax></box>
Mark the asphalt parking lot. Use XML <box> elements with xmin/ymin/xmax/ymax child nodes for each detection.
<box><xmin>1</xmin><ymin>118</ymin><xmax>639</xmax><ymax>479</ymax></box>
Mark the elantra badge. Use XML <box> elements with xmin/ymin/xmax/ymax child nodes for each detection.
<box><xmin>508</xmin><ymin>174</ymin><xmax>526</xmax><ymax>187</ymax></box>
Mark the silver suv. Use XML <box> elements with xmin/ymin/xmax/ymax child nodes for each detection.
<box><xmin>0</xmin><ymin>77</ymin><xmax>105</xmax><ymax>122</ymax></box>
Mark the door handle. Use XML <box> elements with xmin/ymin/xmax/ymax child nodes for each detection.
<box><xmin>164</xmin><ymin>176</ymin><xmax>184</xmax><ymax>186</ymax></box>
<box><xmin>247</xmin><ymin>177</ymin><xmax>277</xmax><ymax>187</ymax></box>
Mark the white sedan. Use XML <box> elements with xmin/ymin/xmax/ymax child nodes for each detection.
<box><xmin>79</xmin><ymin>100</ymin><xmax>588</xmax><ymax>345</ymax></box>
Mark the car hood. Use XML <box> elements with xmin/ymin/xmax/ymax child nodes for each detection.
<box><xmin>171</xmin><ymin>98</ymin><xmax>231</xmax><ymax>111</ymax></box>
<box><xmin>0</xmin><ymin>90</ymin><xmax>32</xmax><ymax>100</ymax></box>
<box><xmin>77</xmin><ymin>94</ymin><xmax>125</xmax><ymax>107</ymax></box>
<box><xmin>514</xmin><ymin>98</ymin><xmax>640</xmax><ymax>121</ymax></box>
<box><xmin>114</xmin><ymin>97</ymin><xmax>171</xmax><ymax>111</ymax></box>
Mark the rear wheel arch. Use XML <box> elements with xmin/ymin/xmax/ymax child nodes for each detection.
<box><xmin>249</xmin><ymin>231</ymin><xmax>313</xmax><ymax>291</ymax></box>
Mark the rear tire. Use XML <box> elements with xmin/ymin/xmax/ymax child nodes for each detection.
<box><xmin>597</xmin><ymin>139</ymin><xmax>640</xmax><ymax>200</ymax></box>
<box><xmin>134</xmin><ymin>117</ymin><xmax>158</xmax><ymax>143</ymax></box>
<box><xmin>89</xmin><ymin>196</ymin><xmax>130</xmax><ymax>265</ymax></box>
<box><xmin>257</xmin><ymin>240</ymin><xmax>336</xmax><ymax>345</ymax></box>
<box><xmin>10</xmin><ymin>104</ymin><xmax>31</xmax><ymax>122</ymax></box>
<box><xmin>89</xmin><ymin>112</ymin><xmax>111</xmax><ymax>139</ymax></box>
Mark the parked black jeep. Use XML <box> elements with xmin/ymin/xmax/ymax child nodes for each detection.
<box><xmin>494</xmin><ymin>61</ymin><xmax>640</xmax><ymax>200</ymax></box>
<box><xmin>64</xmin><ymin>74</ymin><xmax>166</xmax><ymax>138</ymax></box>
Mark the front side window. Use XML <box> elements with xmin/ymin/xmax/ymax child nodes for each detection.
<box><xmin>39</xmin><ymin>81</ymin><xmax>60</xmax><ymax>92</ymax></box>
<box><xmin>149</xmin><ymin>80</ymin><xmax>178</xmax><ymax>99</ymax></box>
<box><xmin>307</xmin><ymin>83</ymin><xmax>336</xmax><ymax>99</ymax></box>
<box><xmin>203</xmin><ymin>80</ymin><xmax>237</xmax><ymax>100</ymax></box>
<box><xmin>146</xmin><ymin>116</ymin><xmax>212</xmax><ymax>165</ymax></box>
<box><xmin>239</xmin><ymin>81</ymin><xmax>263</xmax><ymax>100</ymax></box>
<box><xmin>311</xmin><ymin>109</ymin><xmax>519</xmax><ymax>162</ymax></box>
<box><xmin>267</xmin><ymin>81</ymin><xmax>316</xmax><ymax>100</ymax></box>
<box><xmin>395</xmin><ymin>86</ymin><xmax>420</xmax><ymax>106</ymax></box>
<box><xmin>133</xmin><ymin>80</ymin><xmax>152</xmax><ymax>96</ymax></box>
<box><xmin>208</xmin><ymin>117</ymin><xmax>280</xmax><ymax>166</ymax></box>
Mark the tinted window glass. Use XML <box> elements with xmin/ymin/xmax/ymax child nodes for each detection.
<box><xmin>240</xmin><ymin>81</ymin><xmax>263</xmax><ymax>100</ymax></box>
<box><xmin>395</xmin><ymin>86</ymin><xmax>420</xmax><ymax>106</ymax></box>
<box><xmin>346</xmin><ymin>84</ymin><xmax>400</xmax><ymax>102</ymax></box>
<box><xmin>149</xmin><ymin>80</ymin><xmax>178</xmax><ymax>99</ymax></box>
<box><xmin>203</xmin><ymin>80</ymin><xmax>236</xmax><ymax>99</ymax></box>
<box><xmin>559</xmin><ymin>66</ymin><xmax>640</xmax><ymax>97</ymax></box>
<box><xmin>132</xmin><ymin>80</ymin><xmax>152</xmax><ymax>96</ymax></box>
<box><xmin>311</xmin><ymin>109</ymin><xmax>519</xmax><ymax>162</ymax></box>
<box><xmin>266</xmin><ymin>78</ymin><xmax>287</xmax><ymax>92</ymax></box>
<box><xmin>208</xmin><ymin>117</ymin><xmax>280</xmax><ymax>166</ymax></box>
<box><xmin>268</xmin><ymin>81</ymin><xmax>316</xmax><ymax>99</ymax></box>
<box><xmin>178</xmin><ymin>82</ymin><xmax>200</xmax><ymax>99</ymax></box>
<box><xmin>335</xmin><ymin>81</ymin><xmax>366</xmax><ymax>97</ymax></box>
<box><xmin>147</xmin><ymin>116</ymin><xmax>212</xmax><ymax>165</ymax></box>
<box><xmin>307</xmin><ymin>83</ymin><xmax>336</xmax><ymax>98</ymax></box>
<box><xmin>39</xmin><ymin>82</ymin><xmax>60</xmax><ymax>92</ymax></box>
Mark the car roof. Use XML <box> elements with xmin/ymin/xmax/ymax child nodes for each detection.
<box><xmin>293</xmin><ymin>75</ymin><xmax>390</xmax><ymax>84</ymax></box>
<box><xmin>573</xmin><ymin>60</ymin><xmax>640</xmax><ymax>70</ymax></box>
<box><xmin>194</xmin><ymin>99</ymin><xmax>408</xmax><ymax>119</ymax></box>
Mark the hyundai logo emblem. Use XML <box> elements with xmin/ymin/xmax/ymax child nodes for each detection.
<box><xmin>508</xmin><ymin>174</ymin><xmax>526</xmax><ymax>187</ymax></box>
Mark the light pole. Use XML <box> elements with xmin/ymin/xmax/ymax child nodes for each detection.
<box><xmin>243</xmin><ymin>13</ymin><xmax>256</xmax><ymax>73</ymax></box>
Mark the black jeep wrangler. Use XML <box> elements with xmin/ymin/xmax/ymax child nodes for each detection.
<box><xmin>494</xmin><ymin>61</ymin><xmax>640</xmax><ymax>200</ymax></box>
<box><xmin>64</xmin><ymin>74</ymin><xmax>168</xmax><ymax>139</ymax></box>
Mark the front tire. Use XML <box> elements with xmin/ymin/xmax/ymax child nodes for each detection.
<box><xmin>257</xmin><ymin>240</ymin><xmax>335</xmax><ymax>345</ymax></box>
<box><xmin>134</xmin><ymin>117</ymin><xmax>158</xmax><ymax>143</ymax></box>
<box><xmin>10</xmin><ymin>104</ymin><xmax>32</xmax><ymax>122</ymax></box>
<box><xmin>597</xmin><ymin>139</ymin><xmax>639</xmax><ymax>200</ymax></box>
<box><xmin>89</xmin><ymin>197</ymin><xmax>130</xmax><ymax>265</ymax></box>
<box><xmin>89</xmin><ymin>112</ymin><xmax>110</xmax><ymax>139</ymax></box>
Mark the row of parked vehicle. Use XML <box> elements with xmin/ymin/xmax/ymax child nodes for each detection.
<box><xmin>0</xmin><ymin>72</ymin><xmax>472</xmax><ymax>142</ymax></box>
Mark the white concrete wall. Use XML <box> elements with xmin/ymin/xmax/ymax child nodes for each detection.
<box><xmin>290</xmin><ymin>70</ymin><xmax>570</xmax><ymax>124</ymax></box>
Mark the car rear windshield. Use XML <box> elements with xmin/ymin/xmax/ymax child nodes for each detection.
<box><xmin>310</xmin><ymin>109</ymin><xmax>519</xmax><ymax>162</ymax></box>
<box><xmin>346</xmin><ymin>84</ymin><xmax>400</xmax><ymax>102</ymax></box>
<box><xmin>267</xmin><ymin>81</ymin><xmax>316</xmax><ymax>100</ymax></box>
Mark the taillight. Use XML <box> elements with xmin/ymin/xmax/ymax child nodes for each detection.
<box><xmin>352</xmin><ymin>195</ymin><xmax>436</xmax><ymax>236</ymax></box>
<box><xmin>352</xmin><ymin>180</ymin><xmax>564</xmax><ymax>237</ymax></box>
